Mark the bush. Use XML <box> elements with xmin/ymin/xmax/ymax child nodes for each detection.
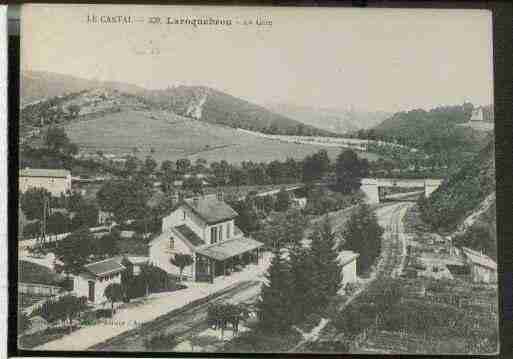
<box><xmin>95</xmin><ymin>309</ymin><xmax>113</xmax><ymax>319</ymax></box>
<box><xmin>144</xmin><ymin>333</ymin><xmax>178</xmax><ymax>350</ymax></box>
<box><xmin>332</xmin><ymin>302</ymin><xmax>378</xmax><ymax>339</ymax></box>
<box><xmin>123</xmin><ymin>265</ymin><xmax>186</xmax><ymax>299</ymax></box>
<box><xmin>300</xmin><ymin>312</ymin><xmax>323</xmax><ymax>332</ymax></box>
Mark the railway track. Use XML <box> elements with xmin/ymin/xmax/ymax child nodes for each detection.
<box><xmin>91</xmin><ymin>280</ymin><xmax>261</xmax><ymax>351</ymax></box>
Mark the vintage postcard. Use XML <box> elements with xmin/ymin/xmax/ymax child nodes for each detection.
<box><xmin>17</xmin><ymin>4</ymin><xmax>497</xmax><ymax>354</ymax></box>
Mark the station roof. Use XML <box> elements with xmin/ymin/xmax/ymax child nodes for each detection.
<box><xmin>197</xmin><ymin>237</ymin><xmax>263</xmax><ymax>262</ymax></box>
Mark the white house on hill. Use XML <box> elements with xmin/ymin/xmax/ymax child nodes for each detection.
<box><xmin>152</xmin><ymin>194</ymin><xmax>263</xmax><ymax>282</ymax></box>
<box><xmin>19</xmin><ymin>168</ymin><xmax>72</xmax><ymax>196</ymax></box>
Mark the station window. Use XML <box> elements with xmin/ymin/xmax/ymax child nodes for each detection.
<box><xmin>211</xmin><ymin>227</ymin><xmax>218</xmax><ymax>243</ymax></box>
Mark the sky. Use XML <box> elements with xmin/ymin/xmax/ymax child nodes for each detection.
<box><xmin>22</xmin><ymin>5</ymin><xmax>493</xmax><ymax>113</ymax></box>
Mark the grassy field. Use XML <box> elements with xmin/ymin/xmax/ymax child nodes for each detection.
<box><xmin>65</xmin><ymin>110</ymin><xmax>381</xmax><ymax>164</ymax></box>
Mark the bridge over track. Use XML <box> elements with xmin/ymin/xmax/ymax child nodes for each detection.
<box><xmin>361</xmin><ymin>178</ymin><xmax>443</xmax><ymax>204</ymax></box>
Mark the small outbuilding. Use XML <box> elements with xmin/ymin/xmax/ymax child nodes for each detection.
<box><xmin>74</xmin><ymin>258</ymin><xmax>125</xmax><ymax>304</ymax></box>
<box><xmin>461</xmin><ymin>247</ymin><xmax>497</xmax><ymax>283</ymax></box>
<box><xmin>338</xmin><ymin>250</ymin><xmax>360</xmax><ymax>286</ymax></box>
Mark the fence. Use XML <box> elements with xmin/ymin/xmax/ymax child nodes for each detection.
<box><xmin>19</xmin><ymin>225</ymin><xmax>113</xmax><ymax>250</ymax></box>
<box><xmin>19</xmin><ymin>282</ymin><xmax>63</xmax><ymax>296</ymax></box>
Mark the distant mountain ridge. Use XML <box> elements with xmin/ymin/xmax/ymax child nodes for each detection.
<box><xmin>21</xmin><ymin>70</ymin><xmax>147</xmax><ymax>106</ymax></box>
<box><xmin>21</xmin><ymin>70</ymin><xmax>334</xmax><ymax>137</ymax></box>
<box><xmin>265</xmin><ymin>103</ymin><xmax>391</xmax><ymax>134</ymax></box>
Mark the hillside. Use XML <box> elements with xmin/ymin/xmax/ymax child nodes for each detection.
<box><xmin>419</xmin><ymin>140</ymin><xmax>495</xmax><ymax>233</ymax></box>
<box><xmin>372</xmin><ymin>105</ymin><xmax>491</xmax><ymax>155</ymax></box>
<box><xmin>265</xmin><ymin>103</ymin><xmax>390</xmax><ymax>134</ymax></box>
<box><xmin>21</xmin><ymin>70</ymin><xmax>147</xmax><ymax>106</ymax></box>
<box><xmin>63</xmin><ymin>109</ymin><xmax>381</xmax><ymax>164</ymax></box>
<box><xmin>22</xmin><ymin>71</ymin><xmax>334</xmax><ymax>137</ymax></box>
<box><xmin>139</xmin><ymin>86</ymin><xmax>335</xmax><ymax>136</ymax></box>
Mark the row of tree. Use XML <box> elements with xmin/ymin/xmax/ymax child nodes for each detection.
<box><xmin>257</xmin><ymin>203</ymin><xmax>384</xmax><ymax>333</ymax></box>
<box><xmin>20</xmin><ymin>188</ymin><xmax>99</xmax><ymax>240</ymax></box>
<box><xmin>120</xmin><ymin>147</ymin><xmax>369</xmax><ymax>193</ymax></box>
<box><xmin>258</xmin><ymin>218</ymin><xmax>341</xmax><ymax>332</ymax></box>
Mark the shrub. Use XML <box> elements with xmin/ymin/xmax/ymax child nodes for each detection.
<box><xmin>95</xmin><ymin>309</ymin><xmax>113</xmax><ymax>319</ymax></box>
<box><xmin>144</xmin><ymin>333</ymin><xmax>178</xmax><ymax>350</ymax></box>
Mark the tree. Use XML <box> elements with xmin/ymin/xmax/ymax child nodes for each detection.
<box><xmin>288</xmin><ymin>244</ymin><xmax>316</xmax><ymax>323</ymax></box>
<box><xmin>44</xmin><ymin>126</ymin><xmax>72</xmax><ymax>154</ymax></box>
<box><xmin>143</xmin><ymin>156</ymin><xmax>157</xmax><ymax>175</ymax></box>
<box><xmin>170</xmin><ymin>253</ymin><xmax>194</xmax><ymax>281</ymax></box>
<box><xmin>67</xmin><ymin>104</ymin><xmax>81</xmax><ymax>117</ymax></box>
<box><xmin>275</xmin><ymin>188</ymin><xmax>291</xmax><ymax>212</ymax></box>
<box><xmin>183</xmin><ymin>177</ymin><xmax>203</xmax><ymax>194</ymax></box>
<box><xmin>96</xmin><ymin>231</ymin><xmax>120</xmax><ymax>258</ymax></box>
<box><xmin>54</xmin><ymin>228</ymin><xmax>95</xmax><ymax>275</ymax></box>
<box><xmin>161</xmin><ymin>160</ymin><xmax>176</xmax><ymax>174</ymax></box>
<box><xmin>194</xmin><ymin>158</ymin><xmax>208</xmax><ymax>173</ymax></box>
<box><xmin>70</xmin><ymin>203</ymin><xmax>98</xmax><ymax>230</ymax></box>
<box><xmin>256</xmin><ymin>209</ymin><xmax>306</xmax><ymax>249</ymax></box>
<box><xmin>257</xmin><ymin>247</ymin><xmax>293</xmax><ymax>333</ymax></box>
<box><xmin>342</xmin><ymin>204</ymin><xmax>384</xmax><ymax>273</ymax></box>
<box><xmin>232</xmin><ymin>199</ymin><xmax>261</xmax><ymax>234</ymax></box>
<box><xmin>59</xmin><ymin>295</ymin><xmax>88</xmax><ymax>333</ymax></box>
<box><xmin>309</xmin><ymin>218</ymin><xmax>343</xmax><ymax>308</ymax></box>
<box><xmin>176</xmin><ymin>158</ymin><xmax>192</xmax><ymax>175</ymax></box>
<box><xmin>335</xmin><ymin>149</ymin><xmax>369</xmax><ymax>194</ymax></box>
<box><xmin>20</xmin><ymin>187</ymin><xmax>51</xmax><ymax>221</ymax></box>
<box><xmin>302</xmin><ymin>150</ymin><xmax>331</xmax><ymax>183</ymax></box>
<box><xmin>104</xmin><ymin>283</ymin><xmax>124</xmax><ymax>316</ymax></box>
<box><xmin>46</xmin><ymin>212</ymin><xmax>70</xmax><ymax>236</ymax></box>
<box><xmin>453</xmin><ymin>223</ymin><xmax>496</xmax><ymax>259</ymax></box>
<box><xmin>18</xmin><ymin>311</ymin><xmax>31</xmax><ymax>333</ymax></box>
<box><xmin>96</xmin><ymin>179</ymin><xmax>150</xmax><ymax>223</ymax></box>
<box><xmin>35</xmin><ymin>295</ymin><xmax>88</xmax><ymax>333</ymax></box>
<box><xmin>207</xmin><ymin>303</ymin><xmax>248</xmax><ymax>339</ymax></box>
<box><xmin>124</xmin><ymin>155</ymin><xmax>139</xmax><ymax>174</ymax></box>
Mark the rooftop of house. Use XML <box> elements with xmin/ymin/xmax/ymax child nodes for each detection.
<box><xmin>462</xmin><ymin>247</ymin><xmax>497</xmax><ymax>270</ymax></box>
<box><xmin>83</xmin><ymin>258</ymin><xmax>126</xmax><ymax>277</ymax></box>
<box><xmin>19</xmin><ymin>168</ymin><xmax>71</xmax><ymax>178</ymax></box>
<box><xmin>173</xmin><ymin>223</ymin><xmax>206</xmax><ymax>247</ymax></box>
<box><xmin>183</xmin><ymin>195</ymin><xmax>238</xmax><ymax>224</ymax></box>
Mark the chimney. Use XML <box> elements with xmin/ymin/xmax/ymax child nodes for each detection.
<box><xmin>193</xmin><ymin>196</ymin><xmax>200</xmax><ymax>208</ymax></box>
<box><xmin>217</xmin><ymin>191</ymin><xmax>224</xmax><ymax>202</ymax></box>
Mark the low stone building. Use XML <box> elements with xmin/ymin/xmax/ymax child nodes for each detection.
<box><xmin>73</xmin><ymin>258</ymin><xmax>125</xmax><ymax>304</ymax></box>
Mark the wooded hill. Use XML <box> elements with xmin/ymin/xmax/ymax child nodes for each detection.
<box><xmin>371</xmin><ymin>104</ymin><xmax>492</xmax><ymax>164</ymax></box>
<box><xmin>140</xmin><ymin>85</ymin><xmax>336</xmax><ymax>136</ymax></box>
<box><xmin>419</xmin><ymin>140</ymin><xmax>495</xmax><ymax>234</ymax></box>
<box><xmin>21</xmin><ymin>71</ymin><xmax>335</xmax><ymax>137</ymax></box>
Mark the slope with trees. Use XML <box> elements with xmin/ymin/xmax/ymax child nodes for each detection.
<box><xmin>142</xmin><ymin>85</ymin><xmax>335</xmax><ymax>137</ymax></box>
<box><xmin>418</xmin><ymin>140</ymin><xmax>495</xmax><ymax>233</ymax></box>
